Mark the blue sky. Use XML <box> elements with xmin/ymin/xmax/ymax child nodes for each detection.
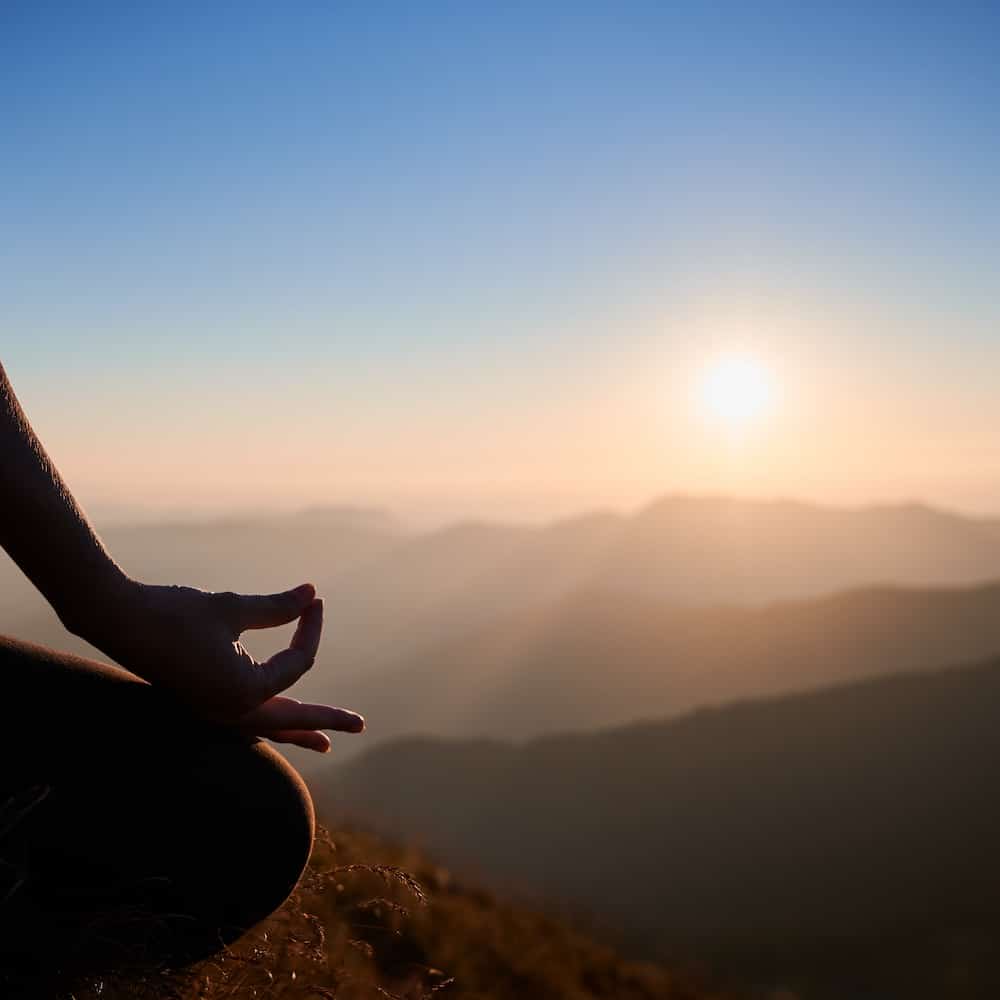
<box><xmin>2</xmin><ymin>3</ymin><xmax>998</xmax><ymax>520</ymax></box>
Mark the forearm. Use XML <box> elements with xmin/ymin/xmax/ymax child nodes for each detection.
<box><xmin>0</xmin><ymin>361</ymin><xmax>131</xmax><ymax>631</ymax></box>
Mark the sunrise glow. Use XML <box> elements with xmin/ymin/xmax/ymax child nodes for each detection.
<box><xmin>698</xmin><ymin>355</ymin><xmax>774</xmax><ymax>431</ymax></box>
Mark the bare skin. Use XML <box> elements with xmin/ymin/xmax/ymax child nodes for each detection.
<box><xmin>0</xmin><ymin>360</ymin><xmax>363</xmax><ymax>753</ymax></box>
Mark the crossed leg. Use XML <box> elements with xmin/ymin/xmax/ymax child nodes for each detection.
<box><xmin>0</xmin><ymin>635</ymin><xmax>314</xmax><ymax>975</ymax></box>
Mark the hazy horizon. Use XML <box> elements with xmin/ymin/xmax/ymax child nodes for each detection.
<box><xmin>11</xmin><ymin>357</ymin><xmax>1000</xmax><ymax>527</ymax></box>
<box><xmin>78</xmin><ymin>486</ymin><xmax>1000</xmax><ymax>534</ymax></box>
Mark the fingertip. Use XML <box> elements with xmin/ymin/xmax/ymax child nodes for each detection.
<box><xmin>292</xmin><ymin>583</ymin><xmax>316</xmax><ymax>603</ymax></box>
<box><xmin>303</xmin><ymin>596</ymin><xmax>324</xmax><ymax>626</ymax></box>
<box><xmin>299</xmin><ymin>596</ymin><xmax>323</xmax><ymax>620</ymax></box>
<box><xmin>332</xmin><ymin>708</ymin><xmax>365</xmax><ymax>733</ymax></box>
<box><xmin>280</xmin><ymin>730</ymin><xmax>331</xmax><ymax>753</ymax></box>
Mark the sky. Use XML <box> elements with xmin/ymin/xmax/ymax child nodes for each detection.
<box><xmin>3</xmin><ymin>2</ymin><xmax>999</xmax><ymax>524</ymax></box>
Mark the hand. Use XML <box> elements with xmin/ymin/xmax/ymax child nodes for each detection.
<box><xmin>78</xmin><ymin>580</ymin><xmax>364</xmax><ymax>753</ymax></box>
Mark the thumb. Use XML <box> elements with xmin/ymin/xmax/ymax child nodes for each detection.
<box><xmin>225</xmin><ymin>583</ymin><xmax>315</xmax><ymax>632</ymax></box>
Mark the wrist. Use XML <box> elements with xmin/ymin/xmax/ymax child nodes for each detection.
<box><xmin>56</xmin><ymin>562</ymin><xmax>141</xmax><ymax>643</ymax></box>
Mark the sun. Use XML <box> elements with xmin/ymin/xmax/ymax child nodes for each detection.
<box><xmin>698</xmin><ymin>355</ymin><xmax>774</xmax><ymax>429</ymax></box>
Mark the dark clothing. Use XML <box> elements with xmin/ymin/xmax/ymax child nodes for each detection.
<box><xmin>0</xmin><ymin>635</ymin><xmax>314</xmax><ymax>978</ymax></box>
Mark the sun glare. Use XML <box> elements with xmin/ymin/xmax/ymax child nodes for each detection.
<box><xmin>699</xmin><ymin>355</ymin><xmax>774</xmax><ymax>430</ymax></box>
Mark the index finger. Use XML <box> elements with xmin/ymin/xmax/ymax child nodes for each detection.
<box><xmin>255</xmin><ymin>597</ymin><xmax>324</xmax><ymax>700</ymax></box>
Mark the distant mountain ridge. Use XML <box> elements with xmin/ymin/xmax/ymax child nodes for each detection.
<box><xmin>326</xmin><ymin>496</ymin><xmax>1000</xmax><ymax>625</ymax></box>
<box><xmin>5</xmin><ymin>495</ymin><xmax>998</xmax><ymax>622</ymax></box>
<box><xmin>297</xmin><ymin>495</ymin><xmax>1000</xmax><ymax>688</ymax></box>
<box><xmin>324</xmin><ymin>656</ymin><xmax>1000</xmax><ymax>995</ymax></box>
<box><xmin>3</xmin><ymin>494</ymin><xmax>1000</xmax><ymax>751</ymax></box>
<box><xmin>331</xmin><ymin>577</ymin><xmax>1000</xmax><ymax>747</ymax></box>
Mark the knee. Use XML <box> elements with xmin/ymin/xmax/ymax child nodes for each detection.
<box><xmin>12</xmin><ymin>738</ymin><xmax>317</xmax><ymax>970</ymax></box>
<box><xmin>246</xmin><ymin>742</ymin><xmax>316</xmax><ymax>914</ymax></box>
<box><xmin>206</xmin><ymin>740</ymin><xmax>316</xmax><ymax>929</ymax></box>
<box><xmin>154</xmin><ymin>737</ymin><xmax>315</xmax><ymax>943</ymax></box>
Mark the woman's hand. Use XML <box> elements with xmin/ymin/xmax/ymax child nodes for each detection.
<box><xmin>75</xmin><ymin>579</ymin><xmax>364</xmax><ymax>753</ymax></box>
<box><xmin>0</xmin><ymin>361</ymin><xmax>362</xmax><ymax>751</ymax></box>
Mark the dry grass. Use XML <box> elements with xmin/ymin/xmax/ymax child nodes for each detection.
<box><xmin>2</xmin><ymin>820</ymin><xmax>727</xmax><ymax>1000</ymax></box>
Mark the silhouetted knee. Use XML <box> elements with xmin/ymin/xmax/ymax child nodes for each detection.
<box><xmin>223</xmin><ymin>741</ymin><xmax>316</xmax><ymax>928</ymax></box>
<box><xmin>2</xmin><ymin>735</ymin><xmax>316</xmax><ymax>973</ymax></box>
<box><xmin>175</xmin><ymin>738</ymin><xmax>315</xmax><ymax>939</ymax></box>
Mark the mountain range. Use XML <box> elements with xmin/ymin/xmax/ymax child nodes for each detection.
<box><xmin>4</xmin><ymin>495</ymin><xmax>1000</xmax><ymax>762</ymax></box>
<box><xmin>323</xmin><ymin>656</ymin><xmax>1000</xmax><ymax>998</ymax></box>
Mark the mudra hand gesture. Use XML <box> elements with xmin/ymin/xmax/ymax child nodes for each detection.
<box><xmin>78</xmin><ymin>579</ymin><xmax>364</xmax><ymax>753</ymax></box>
